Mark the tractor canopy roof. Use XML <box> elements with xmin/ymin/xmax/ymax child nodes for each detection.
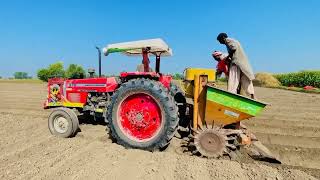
<box><xmin>103</xmin><ymin>38</ymin><xmax>172</xmax><ymax>57</ymax></box>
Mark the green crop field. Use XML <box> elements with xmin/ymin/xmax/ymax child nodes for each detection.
<box><xmin>274</xmin><ymin>71</ymin><xmax>320</xmax><ymax>88</ymax></box>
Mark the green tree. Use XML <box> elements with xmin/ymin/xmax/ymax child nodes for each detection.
<box><xmin>14</xmin><ymin>72</ymin><xmax>29</xmax><ymax>79</ymax></box>
<box><xmin>37</xmin><ymin>69</ymin><xmax>49</xmax><ymax>82</ymax></box>
<box><xmin>37</xmin><ymin>62</ymin><xmax>65</xmax><ymax>82</ymax></box>
<box><xmin>66</xmin><ymin>64</ymin><xmax>86</xmax><ymax>79</ymax></box>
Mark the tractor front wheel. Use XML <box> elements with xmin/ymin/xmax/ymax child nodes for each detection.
<box><xmin>48</xmin><ymin>107</ymin><xmax>79</xmax><ymax>138</ymax></box>
<box><xmin>107</xmin><ymin>78</ymin><xmax>179</xmax><ymax>151</ymax></box>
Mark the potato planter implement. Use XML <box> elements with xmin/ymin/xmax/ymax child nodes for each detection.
<box><xmin>44</xmin><ymin>38</ymin><xmax>280</xmax><ymax>163</ymax></box>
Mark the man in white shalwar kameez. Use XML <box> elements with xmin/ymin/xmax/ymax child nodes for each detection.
<box><xmin>217</xmin><ymin>33</ymin><xmax>255</xmax><ymax>99</ymax></box>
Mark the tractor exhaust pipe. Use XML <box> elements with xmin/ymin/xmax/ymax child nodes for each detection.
<box><xmin>95</xmin><ymin>46</ymin><xmax>102</xmax><ymax>77</ymax></box>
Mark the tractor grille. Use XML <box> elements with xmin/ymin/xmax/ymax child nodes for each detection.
<box><xmin>68</xmin><ymin>93</ymin><xmax>81</xmax><ymax>102</ymax></box>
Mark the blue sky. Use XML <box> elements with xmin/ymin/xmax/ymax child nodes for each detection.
<box><xmin>0</xmin><ymin>0</ymin><xmax>319</xmax><ymax>77</ymax></box>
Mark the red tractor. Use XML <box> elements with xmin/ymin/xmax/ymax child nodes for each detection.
<box><xmin>44</xmin><ymin>39</ymin><xmax>185</xmax><ymax>151</ymax></box>
<box><xmin>44</xmin><ymin>39</ymin><xmax>281</xmax><ymax>162</ymax></box>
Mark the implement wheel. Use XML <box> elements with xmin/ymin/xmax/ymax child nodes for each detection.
<box><xmin>107</xmin><ymin>78</ymin><xmax>179</xmax><ymax>151</ymax></box>
<box><xmin>48</xmin><ymin>108</ymin><xmax>79</xmax><ymax>138</ymax></box>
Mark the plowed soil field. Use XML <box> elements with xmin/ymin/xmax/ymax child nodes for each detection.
<box><xmin>0</xmin><ymin>82</ymin><xmax>319</xmax><ymax>180</ymax></box>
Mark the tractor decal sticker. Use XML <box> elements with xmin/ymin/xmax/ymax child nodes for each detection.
<box><xmin>69</xmin><ymin>83</ymin><xmax>106</xmax><ymax>87</ymax></box>
<box><xmin>62</xmin><ymin>102</ymin><xmax>83</xmax><ymax>108</ymax></box>
<box><xmin>224</xmin><ymin>110</ymin><xmax>240</xmax><ymax>118</ymax></box>
<box><xmin>49</xmin><ymin>84</ymin><xmax>62</xmax><ymax>104</ymax></box>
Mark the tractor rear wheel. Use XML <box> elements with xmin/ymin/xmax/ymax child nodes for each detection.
<box><xmin>107</xmin><ymin>78</ymin><xmax>179</xmax><ymax>151</ymax></box>
<box><xmin>48</xmin><ymin>107</ymin><xmax>79</xmax><ymax>138</ymax></box>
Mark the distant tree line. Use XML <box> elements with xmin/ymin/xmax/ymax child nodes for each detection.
<box><xmin>37</xmin><ymin>62</ymin><xmax>86</xmax><ymax>82</ymax></box>
<box><xmin>13</xmin><ymin>72</ymin><xmax>32</xmax><ymax>79</ymax></box>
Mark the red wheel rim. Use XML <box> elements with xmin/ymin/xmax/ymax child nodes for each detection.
<box><xmin>117</xmin><ymin>93</ymin><xmax>163</xmax><ymax>142</ymax></box>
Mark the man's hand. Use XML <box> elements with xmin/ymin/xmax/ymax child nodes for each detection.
<box><xmin>227</xmin><ymin>50</ymin><xmax>235</xmax><ymax>59</ymax></box>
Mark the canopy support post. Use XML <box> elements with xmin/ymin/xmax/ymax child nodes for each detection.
<box><xmin>155</xmin><ymin>55</ymin><xmax>160</xmax><ymax>73</ymax></box>
<box><xmin>142</xmin><ymin>49</ymin><xmax>150</xmax><ymax>72</ymax></box>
